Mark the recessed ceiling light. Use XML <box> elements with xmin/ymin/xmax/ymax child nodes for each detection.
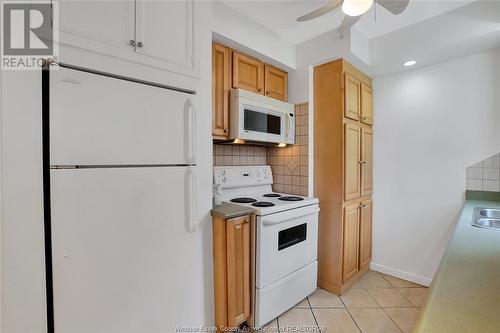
<box><xmin>403</xmin><ymin>60</ymin><xmax>416</xmax><ymax>67</ymax></box>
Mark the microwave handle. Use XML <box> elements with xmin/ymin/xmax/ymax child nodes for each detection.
<box><xmin>286</xmin><ymin>113</ymin><xmax>293</xmax><ymax>138</ymax></box>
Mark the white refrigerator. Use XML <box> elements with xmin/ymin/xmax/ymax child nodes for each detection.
<box><xmin>46</xmin><ymin>66</ymin><xmax>206</xmax><ymax>332</ymax></box>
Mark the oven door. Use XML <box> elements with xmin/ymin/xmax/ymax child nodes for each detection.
<box><xmin>256</xmin><ymin>205</ymin><xmax>319</xmax><ymax>288</ymax></box>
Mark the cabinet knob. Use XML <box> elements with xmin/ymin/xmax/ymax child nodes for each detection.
<box><xmin>137</xmin><ymin>41</ymin><xmax>144</xmax><ymax>48</ymax></box>
<box><xmin>362</xmin><ymin>160</ymin><xmax>367</xmax><ymax>164</ymax></box>
<box><xmin>258</xmin><ymin>88</ymin><xmax>262</xmax><ymax>92</ymax></box>
<box><xmin>266</xmin><ymin>91</ymin><xmax>270</xmax><ymax>95</ymax></box>
<box><xmin>361</xmin><ymin>204</ymin><xmax>367</xmax><ymax>208</ymax></box>
<box><xmin>223</xmin><ymin>128</ymin><xmax>229</xmax><ymax>133</ymax></box>
<box><xmin>129</xmin><ymin>40</ymin><xmax>136</xmax><ymax>46</ymax></box>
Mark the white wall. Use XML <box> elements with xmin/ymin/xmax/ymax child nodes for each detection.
<box><xmin>288</xmin><ymin>29</ymin><xmax>371</xmax><ymax>104</ymax></box>
<box><xmin>211</xmin><ymin>1</ymin><xmax>296</xmax><ymax>71</ymax></box>
<box><xmin>371</xmin><ymin>49</ymin><xmax>500</xmax><ymax>285</ymax></box>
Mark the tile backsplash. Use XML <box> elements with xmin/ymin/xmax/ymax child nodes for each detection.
<box><xmin>267</xmin><ymin>103</ymin><xmax>309</xmax><ymax>196</ymax></box>
<box><xmin>213</xmin><ymin>144</ymin><xmax>267</xmax><ymax>166</ymax></box>
<box><xmin>212</xmin><ymin>103</ymin><xmax>310</xmax><ymax>196</ymax></box>
<box><xmin>466</xmin><ymin>153</ymin><xmax>500</xmax><ymax>192</ymax></box>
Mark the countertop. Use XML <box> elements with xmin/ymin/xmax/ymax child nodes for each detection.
<box><xmin>211</xmin><ymin>202</ymin><xmax>256</xmax><ymax>219</ymax></box>
<box><xmin>413</xmin><ymin>199</ymin><xmax>500</xmax><ymax>333</ymax></box>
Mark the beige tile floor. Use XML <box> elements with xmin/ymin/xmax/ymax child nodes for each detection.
<box><xmin>259</xmin><ymin>270</ymin><xmax>428</xmax><ymax>333</ymax></box>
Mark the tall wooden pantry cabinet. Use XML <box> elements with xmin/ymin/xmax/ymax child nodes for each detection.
<box><xmin>314</xmin><ymin>59</ymin><xmax>373</xmax><ymax>295</ymax></box>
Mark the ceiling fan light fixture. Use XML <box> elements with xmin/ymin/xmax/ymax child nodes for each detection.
<box><xmin>341</xmin><ymin>0</ymin><xmax>373</xmax><ymax>17</ymax></box>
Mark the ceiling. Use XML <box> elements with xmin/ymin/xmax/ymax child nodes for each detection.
<box><xmin>222</xmin><ymin>0</ymin><xmax>477</xmax><ymax>45</ymax></box>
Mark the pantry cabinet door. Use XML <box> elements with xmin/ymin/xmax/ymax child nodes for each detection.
<box><xmin>344</xmin><ymin>73</ymin><xmax>361</xmax><ymax>121</ymax></box>
<box><xmin>232</xmin><ymin>52</ymin><xmax>264</xmax><ymax>94</ymax></box>
<box><xmin>361</xmin><ymin>84</ymin><xmax>373</xmax><ymax>125</ymax></box>
<box><xmin>264</xmin><ymin>65</ymin><xmax>288</xmax><ymax>101</ymax></box>
<box><xmin>361</xmin><ymin>127</ymin><xmax>373</xmax><ymax>196</ymax></box>
<box><xmin>359</xmin><ymin>199</ymin><xmax>373</xmax><ymax>269</ymax></box>
<box><xmin>57</xmin><ymin>0</ymin><xmax>135</xmax><ymax>53</ymax></box>
<box><xmin>344</xmin><ymin>123</ymin><xmax>361</xmax><ymax>201</ymax></box>
<box><xmin>226</xmin><ymin>215</ymin><xmax>251</xmax><ymax>327</ymax></box>
<box><xmin>212</xmin><ymin>43</ymin><xmax>231</xmax><ymax>139</ymax></box>
<box><xmin>135</xmin><ymin>0</ymin><xmax>197</xmax><ymax>75</ymax></box>
<box><xmin>343</xmin><ymin>204</ymin><xmax>360</xmax><ymax>283</ymax></box>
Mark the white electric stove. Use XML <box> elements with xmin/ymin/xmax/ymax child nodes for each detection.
<box><xmin>214</xmin><ymin>165</ymin><xmax>319</xmax><ymax>328</ymax></box>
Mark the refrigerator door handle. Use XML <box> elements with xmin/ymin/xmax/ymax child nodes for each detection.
<box><xmin>184</xmin><ymin>98</ymin><xmax>197</xmax><ymax>164</ymax></box>
<box><xmin>185</xmin><ymin>167</ymin><xmax>197</xmax><ymax>233</ymax></box>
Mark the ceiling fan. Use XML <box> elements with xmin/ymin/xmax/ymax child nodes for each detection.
<box><xmin>297</xmin><ymin>0</ymin><xmax>410</xmax><ymax>33</ymax></box>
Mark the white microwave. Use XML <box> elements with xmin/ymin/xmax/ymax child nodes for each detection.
<box><xmin>230</xmin><ymin>89</ymin><xmax>295</xmax><ymax>145</ymax></box>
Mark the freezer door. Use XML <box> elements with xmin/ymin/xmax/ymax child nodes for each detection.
<box><xmin>50</xmin><ymin>167</ymin><xmax>202</xmax><ymax>332</ymax></box>
<box><xmin>50</xmin><ymin>67</ymin><xmax>197</xmax><ymax>165</ymax></box>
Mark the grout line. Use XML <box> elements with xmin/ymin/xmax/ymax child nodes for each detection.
<box><xmin>307</xmin><ymin>297</ymin><xmax>322</xmax><ymax>333</ymax></box>
<box><xmin>338</xmin><ymin>291</ymin><xmax>363</xmax><ymax>333</ymax></box>
<box><xmin>380</xmin><ymin>306</ymin><xmax>404</xmax><ymax>333</ymax></box>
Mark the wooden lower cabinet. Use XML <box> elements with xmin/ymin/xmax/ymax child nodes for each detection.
<box><xmin>213</xmin><ymin>214</ymin><xmax>252</xmax><ymax>330</ymax></box>
<box><xmin>226</xmin><ymin>216</ymin><xmax>251</xmax><ymax>326</ymax></box>
<box><xmin>343</xmin><ymin>203</ymin><xmax>360</xmax><ymax>282</ymax></box>
<box><xmin>359</xmin><ymin>199</ymin><xmax>373</xmax><ymax>268</ymax></box>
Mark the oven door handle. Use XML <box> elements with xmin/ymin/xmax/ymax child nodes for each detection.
<box><xmin>263</xmin><ymin>206</ymin><xmax>320</xmax><ymax>226</ymax></box>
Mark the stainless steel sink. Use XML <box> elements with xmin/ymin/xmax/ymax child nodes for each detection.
<box><xmin>479</xmin><ymin>208</ymin><xmax>500</xmax><ymax>219</ymax></box>
<box><xmin>472</xmin><ymin>207</ymin><xmax>500</xmax><ymax>231</ymax></box>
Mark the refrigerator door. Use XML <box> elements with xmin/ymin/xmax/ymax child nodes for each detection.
<box><xmin>50</xmin><ymin>166</ymin><xmax>202</xmax><ymax>332</ymax></box>
<box><xmin>50</xmin><ymin>67</ymin><xmax>197</xmax><ymax>166</ymax></box>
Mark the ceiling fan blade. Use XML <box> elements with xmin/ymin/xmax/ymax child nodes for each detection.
<box><xmin>377</xmin><ymin>0</ymin><xmax>409</xmax><ymax>15</ymax></box>
<box><xmin>296</xmin><ymin>0</ymin><xmax>342</xmax><ymax>22</ymax></box>
<box><xmin>337</xmin><ymin>15</ymin><xmax>362</xmax><ymax>33</ymax></box>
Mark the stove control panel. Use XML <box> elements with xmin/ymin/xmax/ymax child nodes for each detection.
<box><xmin>214</xmin><ymin>165</ymin><xmax>273</xmax><ymax>188</ymax></box>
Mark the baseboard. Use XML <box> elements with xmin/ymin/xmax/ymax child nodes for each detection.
<box><xmin>370</xmin><ymin>262</ymin><xmax>433</xmax><ymax>287</ymax></box>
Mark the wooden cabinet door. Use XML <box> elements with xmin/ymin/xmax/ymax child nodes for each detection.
<box><xmin>135</xmin><ymin>0</ymin><xmax>195</xmax><ymax>70</ymax></box>
<box><xmin>344</xmin><ymin>123</ymin><xmax>361</xmax><ymax>201</ymax></box>
<box><xmin>361</xmin><ymin>127</ymin><xmax>373</xmax><ymax>196</ymax></box>
<box><xmin>57</xmin><ymin>0</ymin><xmax>134</xmax><ymax>52</ymax></box>
<box><xmin>343</xmin><ymin>203</ymin><xmax>360</xmax><ymax>283</ymax></box>
<box><xmin>212</xmin><ymin>43</ymin><xmax>231</xmax><ymax>139</ymax></box>
<box><xmin>361</xmin><ymin>84</ymin><xmax>373</xmax><ymax>125</ymax></box>
<box><xmin>264</xmin><ymin>65</ymin><xmax>288</xmax><ymax>101</ymax></box>
<box><xmin>226</xmin><ymin>215</ymin><xmax>251</xmax><ymax>327</ymax></box>
<box><xmin>344</xmin><ymin>73</ymin><xmax>361</xmax><ymax>121</ymax></box>
<box><xmin>359</xmin><ymin>199</ymin><xmax>373</xmax><ymax>268</ymax></box>
<box><xmin>232</xmin><ymin>52</ymin><xmax>264</xmax><ymax>94</ymax></box>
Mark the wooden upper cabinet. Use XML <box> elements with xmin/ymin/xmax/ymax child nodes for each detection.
<box><xmin>212</xmin><ymin>43</ymin><xmax>231</xmax><ymax>139</ymax></box>
<box><xmin>232</xmin><ymin>52</ymin><xmax>264</xmax><ymax>94</ymax></box>
<box><xmin>344</xmin><ymin>73</ymin><xmax>361</xmax><ymax>121</ymax></box>
<box><xmin>344</xmin><ymin>123</ymin><xmax>361</xmax><ymax>201</ymax></box>
<box><xmin>226</xmin><ymin>215</ymin><xmax>251</xmax><ymax>327</ymax></box>
<box><xmin>343</xmin><ymin>203</ymin><xmax>360</xmax><ymax>282</ymax></box>
<box><xmin>361</xmin><ymin>127</ymin><xmax>373</xmax><ymax>196</ymax></box>
<box><xmin>264</xmin><ymin>65</ymin><xmax>288</xmax><ymax>101</ymax></box>
<box><xmin>359</xmin><ymin>199</ymin><xmax>373</xmax><ymax>268</ymax></box>
<box><xmin>361</xmin><ymin>84</ymin><xmax>373</xmax><ymax>125</ymax></box>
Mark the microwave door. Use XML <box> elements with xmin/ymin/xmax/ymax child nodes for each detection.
<box><xmin>241</xmin><ymin>106</ymin><xmax>285</xmax><ymax>143</ymax></box>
